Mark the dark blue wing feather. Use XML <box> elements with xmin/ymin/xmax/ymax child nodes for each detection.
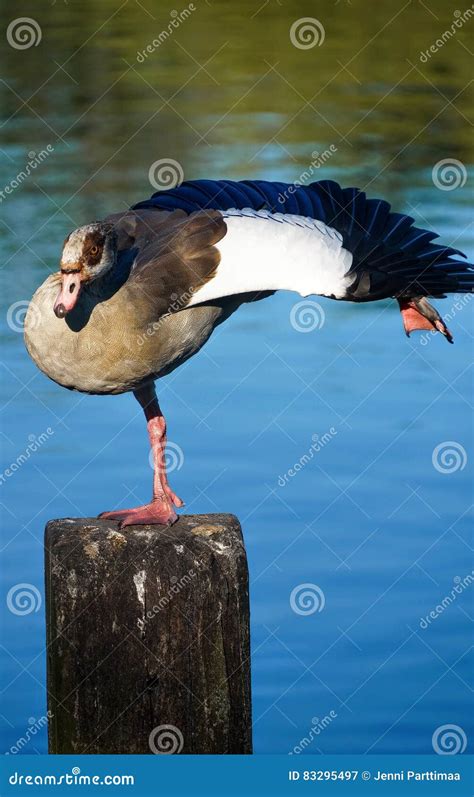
<box><xmin>132</xmin><ymin>178</ymin><xmax>473</xmax><ymax>299</ymax></box>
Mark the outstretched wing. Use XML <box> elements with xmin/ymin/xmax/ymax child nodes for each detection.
<box><xmin>133</xmin><ymin>179</ymin><xmax>474</xmax><ymax>301</ymax></box>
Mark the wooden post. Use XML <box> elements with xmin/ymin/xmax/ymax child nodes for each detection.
<box><xmin>45</xmin><ymin>514</ymin><xmax>252</xmax><ymax>754</ymax></box>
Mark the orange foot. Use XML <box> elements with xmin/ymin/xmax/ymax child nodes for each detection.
<box><xmin>99</xmin><ymin>498</ymin><xmax>181</xmax><ymax>529</ymax></box>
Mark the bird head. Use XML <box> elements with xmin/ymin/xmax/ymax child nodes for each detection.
<box><xmin>54</xmin><ymin>222</ymin><xmax>117</xmax><ymax>318</ymax></box>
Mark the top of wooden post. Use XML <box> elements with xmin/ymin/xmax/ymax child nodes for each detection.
<box><xmin>45</xmin><ymin>512</ymin><xmax>246</xmax><ymax>561</ymax></box>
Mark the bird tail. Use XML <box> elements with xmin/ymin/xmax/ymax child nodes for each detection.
<box><xmin>303</xmin><ymin>181</ymin><xmax>473</xmax><ymax>302</ymax></box>
<box><xmin>313</xmin><ymin>181</ymin><xmax>473</xmax><ymax>343</ymax></box>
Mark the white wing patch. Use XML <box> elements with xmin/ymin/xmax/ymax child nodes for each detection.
<box><xmin>187</xmin><ymin>208</ymin><xmax>354</xmax><ymax>306</ymax></box>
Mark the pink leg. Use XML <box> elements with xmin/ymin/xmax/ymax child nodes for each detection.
<box><xmin>99</xmin><ymin>384</ymin><xmax>184</xmax><ymax>528</ymax></box>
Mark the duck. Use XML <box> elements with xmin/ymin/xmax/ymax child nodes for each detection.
<box><xmin>24</xmin><ymin>179</ymin><xmax>473</xmax><ymax>527</ymax></box>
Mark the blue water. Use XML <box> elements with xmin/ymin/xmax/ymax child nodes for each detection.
<box><xmin>1</xmin><ymin>0</ymin><xmax>473</xmax><ymax>757</ymax></box>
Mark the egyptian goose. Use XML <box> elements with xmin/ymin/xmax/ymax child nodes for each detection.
<box><xmin>24</xmin><ymin>179</ymin><xmax>473</xmax><ymax>527</ymax></box>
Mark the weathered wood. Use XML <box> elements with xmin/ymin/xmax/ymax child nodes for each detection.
<box><xmin>45</xmin><ymin>514</ymin><xmax>252</xmax><ymax>754</ymax></box>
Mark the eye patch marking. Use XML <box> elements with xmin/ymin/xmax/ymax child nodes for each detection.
<box><xmin>82</xmin><ymin>231</ymin><xmax>104</xmax><ymax>265</ymax></box>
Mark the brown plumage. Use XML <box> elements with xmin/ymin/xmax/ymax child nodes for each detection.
<box><xmin>25</xmin><ymin>209</ymin><xmax>229</xmax><ymax>395</ymax></box>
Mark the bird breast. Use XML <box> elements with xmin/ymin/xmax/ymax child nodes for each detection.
<box><xmin>24</xmin><ymin>275</ymin><xmax>225</xmax><ymax>395</ymax></box>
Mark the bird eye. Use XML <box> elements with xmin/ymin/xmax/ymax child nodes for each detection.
<box><xmin>90</xmin><ymin>245</ymin><xmax>99</xmax><ymax>256</ymax></box>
